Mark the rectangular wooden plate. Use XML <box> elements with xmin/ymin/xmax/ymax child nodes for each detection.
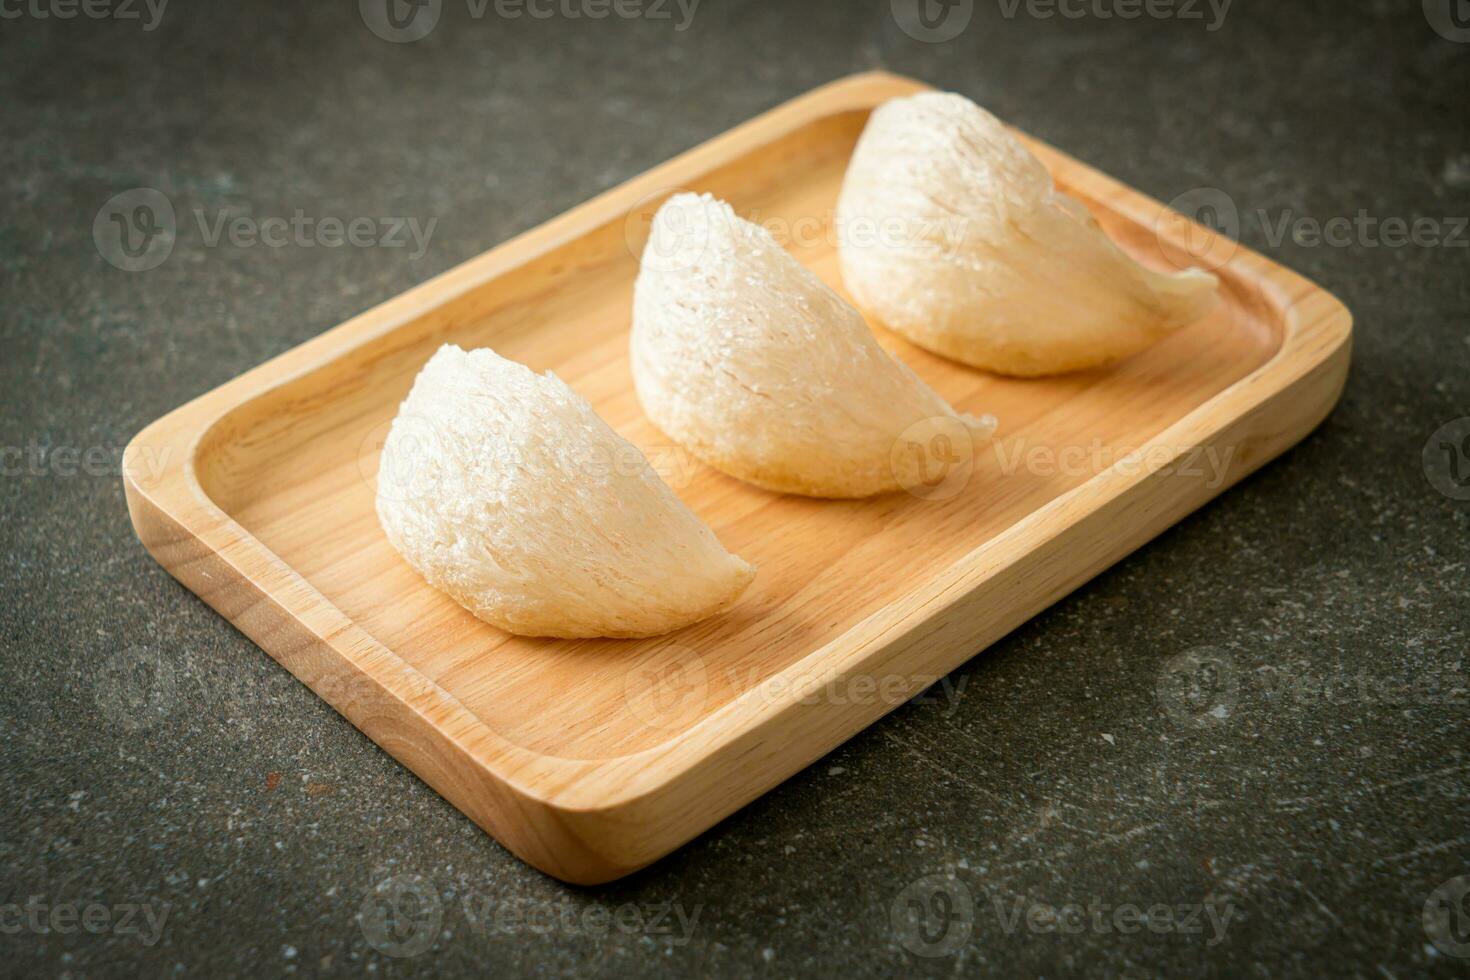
<box><xmin>123</xmin><ymin>72</ymin><xmax>1351</xmax><ymax>884</ymax></box>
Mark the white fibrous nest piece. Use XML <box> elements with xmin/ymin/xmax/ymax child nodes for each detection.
<box><xmin>631</xmin><ymin>192</ymin><xmax>995</xmax><ymax>498</ymax></box>
<box><xmin>837</xmin><ymin>92</ymin><xmax>1220</xmax><ymax>377</ymax></box>
<box><xmin>376</xmin><ymin>344</ymin><xmax>755</xmax><ymax>638</ymax></box>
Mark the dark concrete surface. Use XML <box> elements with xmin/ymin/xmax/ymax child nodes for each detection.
<box><xmin>2</xmin><ymin>0</ymin><xmax>1468</xmax><ymax>976</ymax></box>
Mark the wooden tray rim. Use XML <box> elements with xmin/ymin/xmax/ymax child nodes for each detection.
<box><xmin>123</xmin><ymin>71</ymin><xmax>1352</xmax><ymax>882</ymax></box>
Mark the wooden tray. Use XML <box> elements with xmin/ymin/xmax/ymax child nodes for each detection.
<box><xmin>123</xmin><ymin>72</ymin><xmax>1351</xmax><ymax>884</ymax></box>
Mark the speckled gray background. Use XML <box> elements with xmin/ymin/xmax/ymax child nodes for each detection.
<box><xmin>2</xmin><ymin>0</ymin><xmax>1468</xmax><ymax>976</ymax></box>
